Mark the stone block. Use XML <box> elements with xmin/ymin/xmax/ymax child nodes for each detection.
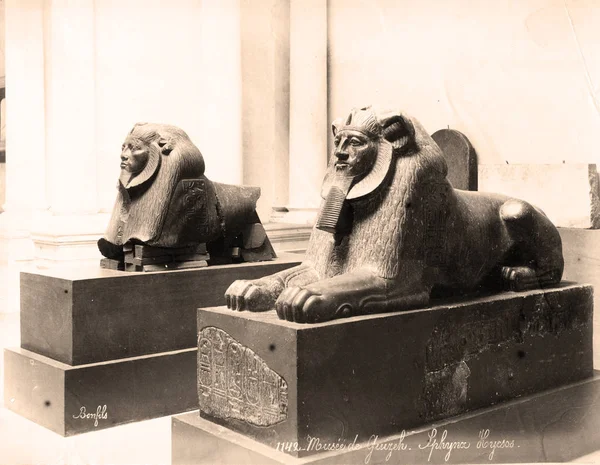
<box><xmin>431</xmin><ymin>129</ymin><xmax>477</xmax><ymax>191</ymax></box>
<box><xmin>173</xmin><ymin>373</ymin><xmax>600</xmax><ymax>464</ymax></box>
<box><xmin>4</xmin><ymin>347</ymin><xmax>197</xmax><ymax>436</ymax></box>
<box><xmin>478</xmin><ymin>163</ymin><xmax>600</xmax><ymax>228</ymax></box>
<box><xmin>196</xmin><ymin>284</ymin><xmax>593</xmax><ymax>457</ymax></box>
<box><xmin>20</xmin><ymin>254</ymin><xmax>301</xmax><ymax>365</ymax></box>
<box><xmin>559</xmin><ymin>228</ymin><xmax>600</xmax><ymax>368</ymax></box>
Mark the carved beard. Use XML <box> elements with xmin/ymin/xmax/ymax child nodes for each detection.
<box><xmin>119</xmin><ymin>169</ymin><xmax>136</xmax><ymax>187</ymax></box>
<box><xmin>317</xmin><ymin>139</ymin><xmax>393</xmax><ymax>235</ymax></box>
<box><xmin>315</xmin><ymin>166</ymin><xmax>354</xmax><ymax>234</ymax></box>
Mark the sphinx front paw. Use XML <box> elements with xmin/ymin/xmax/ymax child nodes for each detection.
<box><xmin>274</xmin><ymin>287</ymin><xmax>354</xmax><ymax>323</ymax></box>
<box><xmin>225</xmin><ymin>278</ymin><xmax>283</xmax><ymax>312</ymax></box>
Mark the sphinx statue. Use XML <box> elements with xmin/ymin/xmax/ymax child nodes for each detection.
<box><xmin>98</xmin><ymin>123</ymin><xmax>275</xmax><ymax>271</ymax></box>
<box><xmin>225</xmin><ymin>106</ymin><xmax>564</xmax><ymax>322</ymax></box>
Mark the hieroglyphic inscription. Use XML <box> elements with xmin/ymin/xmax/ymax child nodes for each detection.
<box><xmin>423</xmin><ymin>181</ymin><xmax>450</xmax><ymax>267</ymax></box>
<box><xmin>426</xmin><ymin>315</ymin><xmax>518</xmax><ymax>372</ymax></box>
<box><xmin>425</xmin><ymin>293</ymin><xmax>585</xmax><ymax>373</ymax></box>
<box><xmin>182</xmin><ymin>179</ymin><xmax>208</xmax><ymax>235</ymax></box>
<box><xmin>197</xmin><ymin>326</ymin><xmax>288</xmax><ymax>426</ymax></box>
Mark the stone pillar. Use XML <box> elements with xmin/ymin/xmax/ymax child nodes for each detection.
<box><xmin>198</xmin><ymin>0</ymin><xmax>243</xmax><ymax>186</ymax></box>
<box><xmin>279</xmin><ymin>0</ymin><xmax>328</xmax><ymax>225</ymax></box>
<box><xmin>0</xmin><ymin>0</ymin><xmax>49</xmax><ymax>314</ymax></box>
<box><xmin>29</xmin><ymin>0</ymin><xmax>107</xmax><ymax>264</ymax></box>
<box><xmin>0</xmin><ymin>0</ymin><xmax>108</xmax><ymax>265</ymax></box>
<box><xmin>44</xmin><ymin>1</ymin><xmax>96</xmax><ymax>215</ymax></box>
<box><xmin>0</xmin><ymin>0</ymin><xmax>47</xmax><ymax>263</ymax></box>
<box><xmin>240</xmin><ymin>0</ymin><xmax>290</xmax><ymax>222</ymax></box>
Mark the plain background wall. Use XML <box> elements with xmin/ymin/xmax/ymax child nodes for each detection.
<box><xmin>328</xmin><ymin>0</ymin><xmax>600</xmax><ymax>167</ymax></box>
<box><xmin>0</xmin><ymin>0</ymin><xmax>4</xmax><ymax>79</ymax></box>
<box><xmin>94</xmin><ymin>0</ymin><xmax>243</xmax><ymax>213</ymax></box>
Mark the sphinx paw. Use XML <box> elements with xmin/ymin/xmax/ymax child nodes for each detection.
<box><xmin>501</xmin><ymin>266</ymin><xmax>537</xmax><ymax>291</ymax></box>
<box><xmin>97</xmin><ymin>238</ymin><xmax>124</xmax><ymax>260</ymax></box>
<box><xmin>275</xmin><ymin>287</ymin><xmax>353</xmax><ymax>323</ymax></box>
<box><xmin>225</xmin><ymin>278</ymin><xmax>282</xmax><ymax>312</ymax></box>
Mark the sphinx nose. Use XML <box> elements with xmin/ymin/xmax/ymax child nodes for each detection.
<box><xmin>335</xmin><ymin>150</ymin><xmax>349</xmax><ymax>161</ymax></box>
<box><xmin>120</xmin><ymin>152</ymin><xmax>129</xmax><ymax>161</ymax></box>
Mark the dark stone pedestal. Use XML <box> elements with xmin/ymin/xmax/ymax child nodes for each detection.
<box><xmin>4</xmin><ymin>347</ymin><xmax>196</xmax><ymax>436</ymax></box>
<box><xmin>5</xmin><ymin>255</ymin><xmax>301</xmax><ymax>435</ymax></box>
<box><xmin>20</xmin><ymin>254</ymin><xmax>301</xmax><ymax>365</ymax></box>
<box><xmin>195</xmin><ymin>284</ymin><xmax>593</xmax><ymax>457</ymax></box>
<box><xmin>172</xmin><ymin>373</ymin><xmax>600</xmax><ymax>464</ymax></box>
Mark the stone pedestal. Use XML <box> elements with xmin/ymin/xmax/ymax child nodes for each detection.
<box><xmin>4</xmin><ymin>254</ymin><xmax>301</xmax><ymax>435</ymax></box>
<box><xmin>4</xmin><ymin>347</ymin><xmax>196</xmax><ymax>437</ymax></box>
<box><xmin>172</xmin><ymin>373</ymin><xmax>600</xmax><ymax>464</ymax></box>
<box><xmin>193</xmin><ymin>284</ymin><xmax>593</xmax><ymax>458</ymax></box>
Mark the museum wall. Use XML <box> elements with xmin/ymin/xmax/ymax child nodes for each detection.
<box><xmin>0</xmin><ymin>0</ymin><xmax>5</xmax><ymax>79</ymax></box>
<box><xmin>94</xmin><ymin>0</ymin><xmax>243</xmax><ymax>213</ymax></box>
<box><xmin>328</xmin><ymin>0</ymin><xmax>600</xmax><ymax>167</ymax></box>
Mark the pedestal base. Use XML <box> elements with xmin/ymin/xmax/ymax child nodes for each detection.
<box><xmin>196</xmin><ymin>284</ymin><xmax>593</xmax><ymax>455</ymax></box>
<box><xmin>172</xmin><ymin>373</ymin><xmax>600</xmax><ymax>464</ymax></box>
<box><xmin>4</xmin><ymin>347</ymin><xmax>197</xmax><ymax>436</ymax></box>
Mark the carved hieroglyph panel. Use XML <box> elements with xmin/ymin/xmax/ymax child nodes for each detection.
<box><xmin>197</xmin><ymin>326</ymin><xmax>288</xmax><ymax>426</ymax></box>
<box><xmin>181</xmin><ymin>179</ymin><xmax>208</xmax><ymax>235</ymax></box>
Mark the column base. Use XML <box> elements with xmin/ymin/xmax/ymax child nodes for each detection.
<box><xmin>0</xmin><ymin>209</ymin><xmax>35</xmax><ymax>263</ymax></box>
<box><xmin>30</xmin><ymin>211</ymin><xmax>110</xmax><ymax>265</ymax></box>
<box><xmin>270</xmin><ymin>207</ymin><xmax>318</xmax><ymax>226</ymax></box>
<box><xmin>264</xmin><ymin>222</ymin><xmax>311</xmax><ymax>253</ymax></box>
<box><xmin>0</xmin><ymin>210</ymin><xmax>110</xmax><ymax>265</ymax></box>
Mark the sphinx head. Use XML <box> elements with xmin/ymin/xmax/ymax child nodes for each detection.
<box><xmin>332</xmin><ymin>128</ymin><xmax>379</xmax><ymax>181</ymax></box>
<box><xmin>118</xmin><ymin>124</ymin><xmax>164</xmax><ymax>188</ymax></box>
<box><xmin>120</xmin><ymin>135</ymin><xmax>152</xmax><ymax>175</ymax></box>
<box><xmin>317</xmin><ymin>107</ymin><xmax>416</xmax><ymax>234</ymax></box>
<box><xmin>324</xmin><ymin>106</ymin><xmax>416</xmax><ymax>199</ymax></box>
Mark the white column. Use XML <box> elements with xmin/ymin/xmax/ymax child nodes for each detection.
<box><xmin>44</xmin><ymin>0</ymin><xmax>97</xmax><ymax>215</ymax></box>
<box><xmin>283</xmin><ymin>0</ymin><xmax>328</xmax><ymax>225</ymax></box>
<box><xmin>198</xmin><ymin>0</ymin><xmax>243</xmax><ymax>186</ymax></box>
<box><xmin>28</xmin><ymin>0</ymin><xmax>107</xmax><ymax>264</ymax></box>
<box><xmin>0</xmin><ymin>0</ymin><xmax>47</xmax><ymax>262</ymax></box>
<box><xmin>240</xmin><ymin>0</ymin><xmax>289</xmax><ymax>222</ymax></box>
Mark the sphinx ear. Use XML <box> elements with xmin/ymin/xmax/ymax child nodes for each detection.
<box><xmin>157</xmin><ymin>137</ymin><xmax>173</xmax><ymax>155</ymax></box>
<box><xmin>378</xmin><ymin>113</ymin><xmax>415</xmax><ymax>152</ymax></box>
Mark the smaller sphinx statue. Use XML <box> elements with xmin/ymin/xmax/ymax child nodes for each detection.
<box><xmin>98</xmin><ymin>123</ymin><xmax>275</xmax><ymax>271</ymax></box>
<box><xmin>225</xmin><ymin>106</ymin><xmax>564</xmax><ymax>323</ymax></box>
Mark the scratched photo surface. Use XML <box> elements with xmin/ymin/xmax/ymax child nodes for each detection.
<box><xmin>2</xmin><ymin>1</ymin><xmax>600</xmax><ymax>464</ymax></box>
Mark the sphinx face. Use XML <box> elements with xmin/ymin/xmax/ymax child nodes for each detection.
<box><xmin>332</xmin><ymin>129</ymin><xmax>378</xmax><ymax>181</ymax></box>
<box><xmin>120</xmin><ymin>137</ymin><xmax>150</xmax><ymax>175</ymax></box>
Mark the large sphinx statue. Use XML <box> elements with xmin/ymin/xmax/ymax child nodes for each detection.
<box><xmin>98</xmin><ymin>123</ymin><xmax>275</xmax><ymax>270</ymax></box>
<box><xmin>226</xmin><ymin>106</ymin><xmax>564</xmax><ymax>322</ymax></box>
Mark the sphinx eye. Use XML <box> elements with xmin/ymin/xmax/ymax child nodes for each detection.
<box><xmin>334</xmin><ymin>137</ymin><xmax>341</xmax><ymax>146</ymax></box>
<box><xmin>349</xmin><ymin>137</ymin><xmax>364</xmax><ymax>146</ymax></box>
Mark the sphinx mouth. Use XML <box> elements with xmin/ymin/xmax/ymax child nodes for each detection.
<box><xmin>120</xmin><ymin>162</ymin><xmax>128</xmax><ymax>169</ymax></box>
<box><xmin>335</xmin><ymin>161</ymin><xmax>349</xmax><ymax>168</ymax></box>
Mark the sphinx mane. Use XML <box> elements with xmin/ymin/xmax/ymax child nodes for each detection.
<box><xmin>306</xmin><ymin>120</ymin><xmax>449</xmax><ymax>280</ymax></box>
